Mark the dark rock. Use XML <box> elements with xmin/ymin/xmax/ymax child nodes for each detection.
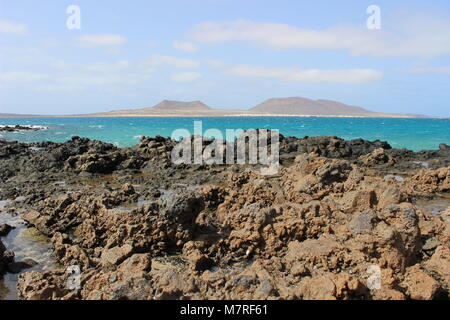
<box><xmin>0</xmin><ymin>125</ymin><xmax>46</xmax><ymax>133</ymax></box>
<box><xmin>0</xmin><ymin>242</ymin><xmax>15</xmax><ymax>274</ymax></box>
<box><xmin>7</xmin><ymin>258</ymin><xmax>38</xmax><ymax>274</ymax></box>
<box><xmin>348</xmin><ymin>210</ymin><xmax>378</xmax><ymax>235</ymax></box>
<box><xmin>0</xmin><ymin>239</ymin><xmax>6</xmax><ymax>274</ymax></box>
<box><xmin>291</xmin><ymin>136</ymin><xmax>391</xmax><ymax>159</ymax></box>
<box><xmin>0</xmin><ymin>224</ymin><xmax>15</xmax><ymax>237</ymax></box>
<box><xmin>315</xmin><ymin>160</ymin><xmax>352</xmax><ymax>184</ymax></box>
<box><xmin>160</xmin><ymin>192</ymin><xmax>205</xmax><ymax>224</ymax></box>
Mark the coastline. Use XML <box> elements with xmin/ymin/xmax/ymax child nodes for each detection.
<box><xmin>0</xmin><ymin>114</ymin><xmax>435</xmax><ymax>118</ymax></box>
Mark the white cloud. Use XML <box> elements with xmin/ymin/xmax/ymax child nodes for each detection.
<box><xmin>35</xmin><ymin>84</ymin><xmax>86</xmax><ymax>93</ymax></box>
<box><xmin>50</xmin><ymin>60</ymin><xmax>71</xmax><ymax>70</ymax></box>
<box><xmin>224</xmin><ymin>65</ymin><xmax>383</xmax><ymax>84</ymax></box>
<box><xmin>49</xmin><ymin>60</ymin><xmax>131</xmax><ymax>73</ymax></box>
<box><xmin>170</xmin><ymin>72</ymin><xmax>202</xmax><ymax>82</ymax></box>
<box><xmin>0</xmin><ymin>58</ymin><xmax>150</xmax><ymax>93</ymax></box>
<box><xmin>0</xmin><ymin>71</ymin><xmax>48</xmax><ymax>82</ymax></box>
<box><xmin>0</xmin><ymin>20</ymin><xmax>27</xmax><ymax>35</ymax></box>
<box><xmin>189</xmin><ymin>15</ymin><xmax>450</xmax><ymax>58</ymax></box>
<box><xmin>59</xmin><ymin>73</ymin><xmax>150</xmax><ymax>86</ymax></box>
<box><xmin>205</xmin><ymin>59</ymin><xmax>226</xmax><ymax>69</ymax></box>
<box><xmin>82</xmin><ymin>61</ymin><xmax>130</xmax><ymax>72</ymax></box>
<box><xmin>104</xmin><ymin>47</ymin><xmax>123</xmax><ymax>55</ymax></box>
<box><xmin>396</xmin><ymin>66</ymin><xmax>450</xmax><ymax>75</ymax></box>
<box><xmin>145</xmin><ymin>55</ymin><xmax>200</xmax><ymax>68</ymax></box>
<box><xmin>75</xmin><ymin>34</ymin><xmax>127</xmax><ymax>47</ymax></box>
<box><xmin>173</xmin><ymin>41</ymin><xmax>198</xmax><ymax>52</ymax></box>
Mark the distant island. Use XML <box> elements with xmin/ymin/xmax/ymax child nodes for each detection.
<box><xmin>0</xmin><ymin>97</ymin><xmax>428</xmax><ymax>118</ymax></box>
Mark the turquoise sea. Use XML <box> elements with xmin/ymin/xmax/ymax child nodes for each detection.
<box><xmin>0</xmin><ymin>117</ymin><xmax>449</xmax><ymax>151</ymax></box>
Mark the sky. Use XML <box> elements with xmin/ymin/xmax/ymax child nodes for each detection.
<box><xmin>0</xmin><ymin>0</ymin><xmax>450</xmax><ymax>116</ymax></box>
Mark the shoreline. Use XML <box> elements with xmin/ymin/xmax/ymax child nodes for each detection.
<box><xmin>1</xmin><ymin>114</ymin><xmax>443</xmax><ymax>119</ymax></box>
<box><xmin>0</xmin><ymin>131</ymin><xmax>449</xmax><ymax>153</ymax></box>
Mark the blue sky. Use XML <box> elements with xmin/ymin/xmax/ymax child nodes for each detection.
<box><xmin>0</xmin><ymin>0</ymin><xmax>450</xmax><ymax>116</ymax></box>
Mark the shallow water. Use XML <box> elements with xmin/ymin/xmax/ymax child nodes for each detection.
<box><xmin>1</xmin><ymin>117</ymin><xmax>449</xmax><ymax>151</ymax></box>
<box><xmin>415</xmin><ymin>195</ymin><xmax>450</xmax><ymax>216</ymax></box>
<box><xmin>0</xmin><ymin>202</ymin><xmax>57</xmax><ymax>300</ymax></box>
<box><xmin>384</xmin><ymin>174</ymin><xmax>405</xmax><ymax>182</ymax></box>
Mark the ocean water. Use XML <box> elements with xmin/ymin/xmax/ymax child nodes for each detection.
<box><xmin>0</xmin><ymin>117</ymin><xmax>449</xmax><ymax>151</ymax></box>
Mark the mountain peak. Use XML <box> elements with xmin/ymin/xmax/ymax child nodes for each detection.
<box><xmin>251</xmin><ymin>97</ymin><xmax>375</xmax><ymax>116</ymax></box>
<box><xmin>152</xmin><ymin>100</ymin><xmax>211</xmax><ymax>110</ymax></box>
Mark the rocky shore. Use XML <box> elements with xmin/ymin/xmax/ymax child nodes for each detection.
<box><xmin>0</xmin><ymin>134</ymin><xmax>449</xmax><ymax>300</ymax></box>
<box><xmin>0</xmin><ymin>125</ymin><xmax>48</xmax><ymax>133</ymax></box>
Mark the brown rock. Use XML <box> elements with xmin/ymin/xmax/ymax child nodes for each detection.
<box><xmin>101</xmin><ymin>244</ymin><xmax>134</xmax><ymax>266</ymax></box>
<box><xmin>372</xmin><ymin>288</ymin><xmax>406</xmax><ymax>300</ymax></box>
<box><xmin>117</xmin><ymin>254</ymin><xmax>152</xmax><ymax>273</ymax></box>
<box><xmin>424</xmin><ymin>245</ymin><xmax>450</xmax><ymax>289</ymax></box>
<box><xmin>359</xmin><ymin>148</ymin><xmax>394</xmax><ymax>166</ymax></box>
<box><xmin>295</xmin><ymin>274</ymin><xmax>366</xmax><ymax>300</ymax></box>
<box><xmin>18</xmin><ymin>271</ymin><xmax>69</xmax><ymax>300</ymax></box>
<box><xmin>404</xmin><ymin>265</ymin><xmax>440</xmax><ymax>300</ymax></box>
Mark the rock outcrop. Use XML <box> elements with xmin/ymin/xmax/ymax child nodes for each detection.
<box><xmin>0</xmin><ymin>133</ymin><xmax>448</xmax><ymax>300</ymax></box>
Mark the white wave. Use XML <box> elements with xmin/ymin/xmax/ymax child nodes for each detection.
<box><xmin>0</xmin><ymin>124</ymin><xmax>49</xmax><ymax>130</ymax></box>
<box><xmin>29</xmin><ymin>125</ymin><xmax>49</xmax><ymax>130</ymax></box>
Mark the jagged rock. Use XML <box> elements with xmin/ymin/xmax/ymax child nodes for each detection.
<box><xmin>423</xmin><ymin>245</ymin><xmax>450</xmax><ymax>290</ymax></box>
<box><xmin>403</xmin><ymin>265</ymin><xmax>440</xmax><ymax>300</ymax></box>
<box><xmin>0</xmin><ymin>125</ymin><xmax>46</xmax><ymax>133</ymax></box>
<box><xmin>101</xmin><ymin>244</ymin><xmax>134</xmax><ymax>267</ymax></box>
<box><xmin>295</xmin><ymin>274</ymin><xmax>367</xmax><ymax>300</ymax></box>
<box><xmin>348</xmin><ymin>210</ymin><xmax>378</xmax><ymax>235</ymax></box>
<box><xmin>359</xmin><ymin>148</ymin><xmax>395</xmax><ymax>166</ymax></box>
<box><xmin>294</xmin><ymin>136</ymin><xmax>391</xmax><ymax>158</ymax></box>
<box><xmin>406</xmin><ymin>167</ymin><xmax>450</xmax><ymax>195</ymax></box>
<box><xmin>18</xmin><ymin>270</ymin><xmax>70</xmax><ymax>300</ymax></box>
<box><xmin>52</xmin><ymin>232</ymin><xmax>91</xmax><ymax>269</ymax></box>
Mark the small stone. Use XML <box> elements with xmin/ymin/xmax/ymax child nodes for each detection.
<box><xmin>109</xmin><ymin>274</ymin><xmax>118</xmax><ymax>283</ymax></box>
<box><xmin>422</xmin><ymin>238</ymin><xmax>441</xmax><ymax>251</ymax></box>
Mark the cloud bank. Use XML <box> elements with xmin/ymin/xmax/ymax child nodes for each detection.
<box><xmin>225</xmin><ymin>65</ymin><xmax>383</xmax><ymax>84</ymax></box>
<box><xmin>0</xmin><ymin>20</ymin><xmax>27</xmax><ymax>35</ymax></box>
<box><xmin>189</xmin><ymin>16</ymin><xmax>450</xmax><ymax>58</ymax></box>
<box><xmin>75</xmin><ymin>34</ymin><xmax>127</xmax><ymax>47</ymax></box>
<box><xmin>173</xmin><ymin>41</ymin><xmax>198</xmax><ymax>52</ymax></box>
